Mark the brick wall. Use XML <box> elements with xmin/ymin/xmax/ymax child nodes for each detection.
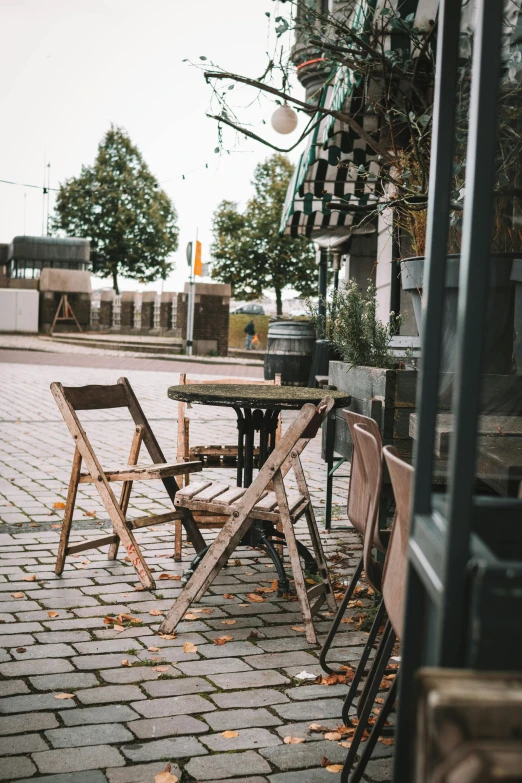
<box><xmin>39</xmin><ymin>292</ymin><xmax>91</xmax><ymax>334</ymax></box>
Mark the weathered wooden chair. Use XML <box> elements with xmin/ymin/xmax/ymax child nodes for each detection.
<box><xmin>341</xmin><ymin>433</ymin><xmax>413</xmax><ymax>783</ymax></box>
<box><xmin>50</xmin><ymin>377</ymin><xmax>204</xmax><ymax>590</ymax></box>
<box><xmin>320</xmin><ymin>411</ymin><xmax>390</xmax><ymax>676</ymax></box>
<box><xmin>173</xmin><ymin>373</ymin><xmax>281</xmax><ymax>560</ymax></box>
<box><xmin>159</xmin><ymin>395</ymin><xmax>338</xmax><ymax>644</ymax></box>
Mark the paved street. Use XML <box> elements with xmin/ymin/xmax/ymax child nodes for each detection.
<box><xmin>0</xmin><ymin>354</ymin><xmax>392</xmax><ymax>782</ymax></box>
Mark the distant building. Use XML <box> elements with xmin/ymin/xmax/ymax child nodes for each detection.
<box><xmin>0</xmin><ymin>236</ymin><xmax>91</xmax><ymax>281</ymax></box>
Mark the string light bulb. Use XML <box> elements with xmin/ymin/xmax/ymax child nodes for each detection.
<box><xmin>271</xmin><ymin>103</ymin><xmax>298</xmax><ymax>134</ymax></box>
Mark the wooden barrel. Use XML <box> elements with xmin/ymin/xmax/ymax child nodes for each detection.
<box><xmin>264</xmin><ymin>320</ymin><xmax>316</xmax><ymax>386</ymax></box>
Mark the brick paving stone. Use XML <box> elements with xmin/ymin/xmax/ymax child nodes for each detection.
<box><xmin>256</xmin><ymin>636</ymin><xmax>317</xmax><ymax>652</ymax></box>
<box><xmin>0</xmin><ymin>658</ymin><xmax>74</xmax><ymax>677</ymax></box>
<box><xmin>285</xmin><ymin>684</ymin><xmax>348</xmax><ymax>700</ymax></box>
<box><xmin>106</xmin><ymin>762</ymin><xmax>181</xmax><ymax>783</ymax></box>
<box><xmin>33</xmin><ymin>745</ymin><xmax>125</xmax><ymax>774</ymax></box>
<box><xmin>34</xmin><ymin>630</ymin><xmax>92</xmax><ymax>644</ymax></box>
<box><xmin>185</xmin><ymin>750</ymin><xmax>271</xmax><ymax>780</ymax></box>
<box><xmin>202</xmin><ymin>727</ymin><xmax>282</xmax><ymax>752</ymax></box>
<box><xmin>210</xmin><ymin>688</ymin><xmax>290</xmax><ymax>709</ymax></box>
<box><xmin>142</xmin><ymin>676</ymin><xmax>215</xmax><ymax>698</ymax></box>
<box><xmin>196</xmin><ymin>641</ymin><xmax>264</xmax><ymax>658</ymax></box>
<box><xmin>0</xmin><ymin>755</ymin><xmax>37</xmax><ymax>781</ymax></box>
<box><xmin>71</xmin><ymin>653</ymin><xmax>140</xmax><ymax>670</ymax></box>
<box><xmin>46</xmin><ymin>722</ymin><xmax>134</xmax><ymax>748</ymax></box>
<box><xmin>0</xmin><ymin>621</ymin><xmax>42</xmax><ymax>634</ymax></box>
<box><xmin>0</xmin><ymin>633</ymin><xmax>36</xmax><ymax>647</ymax></box>
<box><xmin>0</xmin><ymin>600</ymin><xmax>41</xmax><ymax>612</ymax></box>
<box><xmin>130</xmin><ymin>693</ymin><xmax>216</xmax><ymax>719</ymax></box>
<box><xmin>73</xmin><ymin>639</ymin><xmax>147</xmax><ymax>655</ymax></box>
<box><xmin>260</xmin><ymin>739</ymin><xmax>347</xmax><ymax>770</ymax></box>
<box><xmin>205</xmin><ymin>707</ymin><xmax>282</xmax><ymax>731</ymax></box>
<box><xmin>208</xmin><ymin>669</ymin><xmax>291</xmax><ymax>690</ymax></box>
<box><xmin>206</xmin><ymin>617</ymin><xmax>264</xmax><ymax>629</ymax></box>
<box><xmin>99</xmin><ymin>666</ymin><xmax>181</xmax><ymax>684</ymax></box>
<box><xmin>0</xmin><ymin>732</ymin><xmax>48</xmax><ymax>755</ymax></box>
<box><xmin>75</xmin><ymin>684</ymin><xmax>146</xmax><ymax>704</ymax></box>
<box><xmin>121</xmin><ymin>735</ymin><xmax>207</xmax><ymax>762</ymax></box>
<box><xmin>29</xmin><ymin>672</ymin><xmax>98</xmax><ymax>690</ymax></box>
<box><xmin>274</xmin><ymin>720</ymin><xmax>340</xmax><ymax>741</ymax></box>
<box><xmin>244</xmin><ymin>651</ymin><xmax>319</xmax><ymax>670</ymax></box>
<box><xmin>176</xmin><ymin>657</ymin><xmax>253</xmax><ymax>676</ymax></box>
<box><xmin>60</xmin><ymin>705</ymin><xmax>140</xmax><ymax>726</ymax></box>
<box><xmin>18</xmin><ymin>773</ymin><xmax>108</xmax><ymax>783</ymax></box>
<box><xmin>272</xmin><ymin>698</ymin><xmax>344</xmax><ymax>721</ymax></box>
<box><xmin>0</xmin><ymin>680</ymin><xmax>29</xmax><ymax>696</ymax></box>
<box><xmin>268</xmin><ymin>770</ymin><xmax>341</xmax><ymax>782</ymax></box>
<box><xmin>129</xmin><ymin>714</ymin><xmax>209</xmax><ymax>739</ymax></box>
<box><xmin>11</xmin><ymin>642</ymin><xmax>75</xmax><ymax>659</ymax></box>
<box><xmin>0</xmin><ymin>692</ymin><xmax>77</xmax><ymax>713</ymax></box>
<box><xmin>0</xmin><ymin>712</ymin><xmax>59</xmax><ymax>735</ymax></box>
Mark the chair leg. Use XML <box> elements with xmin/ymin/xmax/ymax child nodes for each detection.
<box><xmin>56</xmin><ymin>447</ymin><xmax>82</xmax><ymax>575</ymax></box>
<box><xmin>356</xmin><ymin>613</ymin><xmax>393</xmax><ymax>718</ymax></box>
<box><xmin>342</xmin><ymin>600</ymin><xmax>387</xmax><ymax>726</ymax></box>
<box><xmin>303</xmin><ymin>505</ymin><xmax>337</xmax><ymax>614</ymax></box>
<box><xmin>348</xmin><ymin>676</ymin><xmax>397</xmax><ymax>783</ymax></box>
<box><xmin>320</xmin><ymin>554</ymin><xmax>363</xmax><ymax>675</ymax></box>
<box><xmin>325</xmin><ymin>459</ymin><xmax>334</xmax><ymax>531</ymax></box>
<box><xmin>341</xmin><ymin>623</ymin><xmax>396</xmax><ymax>783</ymax></box>
<box><xmin>174</xmin><ymin>519</ymin><xmax>183</xmax><ymax>562</ymax></box>
<box><xmin>109</xmin><ymin>425</ymin><xmax>142</xmax><ymax>561</ymax></box>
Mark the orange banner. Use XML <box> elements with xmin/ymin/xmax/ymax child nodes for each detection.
<box><xmin>194</xmin><ymin>240</ymin><xmax>203</xmax><ymax>276</ymax></box>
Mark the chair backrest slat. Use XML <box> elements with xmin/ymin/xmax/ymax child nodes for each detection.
<box><xmin>344</xmin><ymin>411</ymin><xmax>382</xmax><ymax>538</ymax></box>
<box><xmin>382</xmin><ymin>445</ymin><xmax>414</xmax><ymax>640</ymax></box>
<box><xmin>61</xmin><ymin>384</ymin><xmax>128</xmax><ymax>411</ymax></box>
<box><xmin>352</xmin><ymin>423</ymin><xmax>385</xmax><ymax>593</ymax></box>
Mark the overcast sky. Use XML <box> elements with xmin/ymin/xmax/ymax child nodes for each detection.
<box><xmin>0</xmin><ymin>0</ymin><xmax>304</xmax><ymax>293</ymax></box>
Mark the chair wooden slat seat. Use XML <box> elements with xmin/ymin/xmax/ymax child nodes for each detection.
<box><xmin>175</xmin><ymin>483</ymin><xmax>307</xmax><ymax>521</ymax></box>
<box><xmin>78</xmin><ymin>460</ymin><xmax>202</xmax><ymax>483</ymax></box>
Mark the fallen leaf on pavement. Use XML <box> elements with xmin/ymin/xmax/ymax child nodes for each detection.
<box><xmin>158</xmin><ymin>633</ymin><xmax>176</xmax><ymax>640</ymax></box>
<box><xmin>321</xmin><ymin>756</ymin><xmax>331</xmax><ymax>768</ymax></box>
<box><xmin>234</xmin><ymin>559</ymin><xmax>242</xmax><ymax>566</ymax></box>
<box><xmin>53</xmin><ymin>502</ymin><xmax>66</xmax><ymax>509</ymax></box>
<box><xmin>113</xmin><ymin>625</ymin><xmax>125</xmax><ymax>633</ymax></box>
<box><xmin>16</xmin><ymin>647</ymin><xmax>26</xmax><ymax>653</ymax></box>
<box><xmin>21</xmin><ymin>574</ymin><xmax>36</xmax><ymax>582</ymax></box>
<box><xmin>159</xmin><ymin>574</ymin><xmax>182</xmax><ymax>581</ymax></box>
<box><xmin>155</xmin><ymin>763</ymin><xmax>178</xmax><ymax>783</ymax></box>
<box><xmin>84</xmin><ymin>511</ymin><xmax>97</xmax><ymax>518</ymax></box>
<box><xmin>11</xmin><ymin>593</ymin><xmax>24</xmax><ymax>599</ymax></box>
<box><xmin>54</xmin><ymin>693</ymin><xmax>74</xmax><ymax>700</ymax></box>
<box><xmin>309</xmin><ymin>724</ymin><xmax>330</xmax><ymax>733</ymax></box>
<box><xmin>284</xmin><ymin>736</ymin><xmax>305</xmax><ymax>744</ymax></box>
<box><xmin>380</xmin><ymin>738</ymin><xmax>394</xmax><ymax>746</ymax></box>
<box><xmin>324</xmin><ymin>732</ymin><xmax>342</xmax><ymax>742</ymax></box>
<box><xmin>183</xmin><ymin>642</ymin><xmax>197</xmax><ymax>653</ymax></box>
<box><xmin>121</xmin><ymin>660</ymin><xmax>131</xmax><ymax>667</ymax></box>
<box><xmin>326</xmin><ymin>765</ymin><xmax>344</xmax><ymax>773</ymax></box>
<box><xmin>149</xmin><ymin>610</ymin><xmax>163</xmax><ymax>616</ymax></box>
<box><xmin>222</xmin><ymin>730</ymin><xmax>238</xmax><ymax>738</ymax></box>
<box><xmin>246</xmin><ymin>593</ymin><xmax>264</xmax><ymax>603</ymax></box>
<box><xmin>213</xmin><ymin>635</ymin><xmax>233</xmax><ymax>646</ymax></box>
<box><xmin>152</xmin><ymin>666</ymin><xmax>170</xmax><ymax>672</ymax></box>
<box><xmin>183</xmin><ymin>613</ymin><xmax>199</xmax><ymax>621</ymax></box>
<box><xmin>221</xmin><ymin>619</ymin><xmax>236</xmax><ymax>625</ymax></box>
<box><xmin>50</xmin><ymin>524</ymin><xmax>62</xmax><ymax>529</ymax></box>
<box><xmin>291</xmin><ymin>626</ymin><xmax>305</xmax><ymax>632</ymax></box>
<box><xmin>148</xmin><ymin>646</ymin><xmax>161</xmax><ymax>652</ymax></box>
<box><xmin>47</xmin><ymin>611</ymin><xmax>59</xmax><ymax>618</ymax></box>
<box><xmin>223</xmin><ymin>594</ymin><xmax>235</xmax><ymax>599</ymax></box>
<box><xmin>134</xmin><ymin>585</ymin><xmax>144</xmax><ymax>591</ymax></box>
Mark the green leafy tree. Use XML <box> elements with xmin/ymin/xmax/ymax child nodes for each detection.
<box><xmin>52</xmin><ymin>125</ymin><xmax>179</xmax><ymax>293</ymax></box>
<box><xmin>211</xmin><ymin>154</ymin><xmax>316</xmax><ymax>315</ymax></box>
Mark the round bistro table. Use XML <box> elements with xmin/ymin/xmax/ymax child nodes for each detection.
<box><xmin>167</xmin><ymin>383</ymin><xmax>351</xmax><ymax>591</ymax></box>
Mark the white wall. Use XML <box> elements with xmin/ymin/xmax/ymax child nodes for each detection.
<box><xmin>0</xmin><ymin>289</ymin><xmax>39</xmax><ymax>333</ymax></box>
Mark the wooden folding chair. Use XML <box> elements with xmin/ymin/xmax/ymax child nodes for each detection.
<box><xmin>173</xmin><ymin>373</ymin><xmax>281</xmax><ymax>561</ymax></box>
<box><xmin>160</xmin><ymin>396</ymin><xmax>338</xmax><ymax>644</ymax></box>
<box><xmin>50</xmin><ymin>377</ymin><xmax>205</xmax><ymax>590</ymax></box>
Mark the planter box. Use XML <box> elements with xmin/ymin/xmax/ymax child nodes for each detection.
<box><xmin>323</xmin><ymin>361</ymin><xmax>418</xmax><ymax>462</ymax></box>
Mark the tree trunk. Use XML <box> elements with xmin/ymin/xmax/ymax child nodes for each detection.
<box><xmin>112</xmin><ymin>268</ymin><xmax>119</xmax><ymax>295</ymax></box>
<box><xmin>275</xmin><ymin>287</ymin><xmax>282</xmax><ymax>317</ymax></box>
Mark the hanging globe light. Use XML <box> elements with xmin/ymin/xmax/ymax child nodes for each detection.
<box><xmin>271</xmin><ymin>103</ymin><xmax>298</xmax><ymax>134</ymax></box>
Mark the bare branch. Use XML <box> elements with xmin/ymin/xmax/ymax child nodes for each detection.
<box><xmin>206</xmin><ymin>113</ymin><xmax>323</xmax><ymax>153</ymax></box>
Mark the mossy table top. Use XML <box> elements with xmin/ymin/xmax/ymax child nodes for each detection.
<box><xmin>168</xmin><ymin>384</ymin><xmax>351</xmax><ymax>411</ymax></box>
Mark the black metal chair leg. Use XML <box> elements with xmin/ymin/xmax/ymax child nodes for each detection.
<box><xmin>348</xmin><ymin>676</ymin><xmax>398</xmax><ymax>783</ymax></box>
<box><xmin>320</xmin><ymin>555</ymin><xmax>363</xmax><ymax>675</ymax></box>
<box><xmin>341</xmin><ymin>623</ymin><xmax>396</xmax><ymax>783</ymax></box>
<box><xmin>356</xmin><ymin>614</ymin><xmax>394</xmax><ymax>718</ymax></box>
<box><xmin>342</xmin><ymin>600</ymin><xmax>387</xmax><ymax>725</ymax></box>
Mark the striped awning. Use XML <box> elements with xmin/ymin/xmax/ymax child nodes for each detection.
<box><xmin>281</xmin><ymin>0</ymin><xmax>439</xmax><ymax>239</ymax></box>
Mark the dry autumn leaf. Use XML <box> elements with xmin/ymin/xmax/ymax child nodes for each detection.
<box><xmin>53</xmin><ymin>502</ymin><xmax>66</xmax><ymax>509</ymax></box>
<box><xmin>246</xmin><ymin>593</ymin><xmax>264</xmax><ymax>603</ymax></box>
<box><xmin>154</xmin><ymin>772</ymin><xmax>178</xmax><ymax>783</ymax></box>
<box><xmin>339</xmin><ymin>740</ymin><xmax>352</xmax><ymax>748</ymax></box>
<box><xmin>148</xmin><ymin>646</ymin><xmax>161</xmax><ymax>652</ymax></box>
<box><xmin>113</xmin><ymin>625</ymin><xmax>125</xmax><ymax>633</ymax></box>
<box><xmin>54</xmin><ymin>693</ymin><xmax>74</xmax><ymax>700</ymax></box>
<box><xmin>152</xmin><ymin>666</ymin><xmax>170</xmax><ymax>672</ymax></box>
<box><xmin>183</xmin><ymin>642</ymin><xmax>197</xmax><ymax>653</ymax></box>
<box><xmin>222</xmin><ymin>730</ymin><xmax>238</xmax><ymax>739</ymax></box>
<box><xmin>158</xmin><ymin>633</ymin><xmax>176</xmax><ymax>640</ymax></box>
<box><xmin>291</xmin><ymin>626</ymin><xmax>305</xmax><ymax>632</ymax></box>
<box><xmin>183</xmin><ymin>613</ymin><xmax>199</xmax><ymax>621</ymax></box>
<box><xmin>213</xmin><ymin>635</ymin><xmax>233</xmax><ymax>646</ymax></box>
<box><xmin>21</xmin><ymin>574</ymin><xmax>36</xmax><ymax>582</ymax></box>
<box><xmin>380</xmin><ymin>738</ymin><xmax>395</xmax><ymax>746</ymax></box>
<box><xmin>326</xmin><ymin>765</ymin><xmax>344</xmax><ymax>773</ymax></box>
<box><xmin>50</xmin><ymin>524</ymin><xmax>62</xmax><ymax>529</ymax></box>
<box><xmin>83</xmin><ymin>511</ymin><xmax>97</xmax><ymax>518</ymax></box>
<box><xmin>47</xmin><ymin>611</ymin><xmax>59</xmax><ymax>618</ymax></box>
<box><xmin>324</xmin><ymin>732</ymin><xmax>342</xmax><ymax>741</ymax></box>
<box><xmin>321</xmin><ymin>756</ymin><xmax>331</xmax><ymax>768</ymax></box>
<box><xmin>11</xmin><ymin>593</ymin><xmax>24</xmax><ymax>599</ymax></box>
<box><xmin>221</xmin><ymin>619</ymin><xmax>236</xmax><ymax>625</ymax></box>
<box><xmin>121</xmin><ymin>660</ymin><xmax>131</xmax><ymax>667</ymax></box>
<box><xmin>309</xmin><ymin>723</ymin><xmax>330</xmax><ymax>733</ymax></box>
<box><xmin>223</xmin><ymin>594</ymin><xmax>235</xmax><ymax>599</ymax></box>
<box><xmin>159</xmin><ymin>573</ymin><xmax>182</xmax><ymax>581</ymax></box>
<box><xmin>149</xmin><ymin>610</ymin><xmax>163</xmax><ymax>617</ymax></box>
<box><xmin>283</xmin><ymin>736</ymin><xmax>305</xmax><ymax>744</ymax></box>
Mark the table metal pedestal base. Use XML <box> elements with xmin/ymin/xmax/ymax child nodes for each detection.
<box><xmin>182</xmin><ymin>519</ymin><xmax>318</xmax><ymax>596</ymax></box>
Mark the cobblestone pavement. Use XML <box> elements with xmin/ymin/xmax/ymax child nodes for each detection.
<box><xmin>0</xmin><ymin>359</ymin><xmax>393</xmax><ymax>782</ymax></box>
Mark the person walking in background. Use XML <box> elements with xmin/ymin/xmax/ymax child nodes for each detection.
<box><xmin>244</xmin><ymin>318</ymin><xmax>255</xmax><ymax>350</ymax></box>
